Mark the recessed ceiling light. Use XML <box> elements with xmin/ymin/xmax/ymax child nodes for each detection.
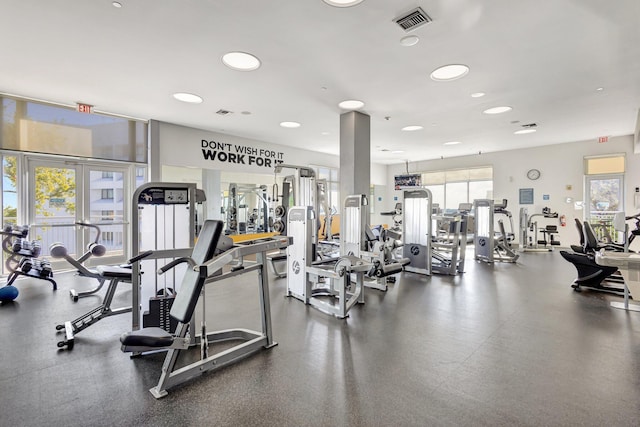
<box><xmin>430</xmin><ymin>64</ymin><xmax>469</xmax><ymax>81</ymax></box>
<box><xmin>322</xmin><ymin>0</ymin><xmax>364</xmax><ymax>7</ymax></box>
<box><xmin>112</xmin><ymin>1</ymin><xmax>122</xmax><ymax>8</ymax></box>
<box><xmin>280</xmin><ymin>121</ymin><xmax>301</xmax><ymax>128</ymax></box>
<box><xmin>471</xmin><ymin>92</ymin><xmax>485</xmax><ymax>98</ymax></box>
<box><xmin>514</xmin><ymin>129</ymin><xmax>537</xmax><ymax>135</ymax></box>
<box><xmin>391</xmin><ymin>150</ymin><xmax>405</xmax><ymax>154</ymax></box>
<box><xmin>483</xmin><ymin>106</ymin><xmax>512</xmax><ymax>114</ymax></box>
<box><xmin>321</xmin><ymin>131</ymin><xmax>330</xmax><ymax>135</ymax></box>
<box><xmin>596</xmin><ymin>87</ymin><xmax>604</xmax><ymax>91</ymax></box>
<box><xmin>222</xmin><ymin>52</ymin><xmax>261</xmax><ymax>71</ymax></box>
<box><xmin>400</xmin><ymin>36</ymin><xmax>419</xmax><ymax>47</ymax></box>
<box><xmin>338</xmin><ymin>99</ymin><xmax>364</xmax><ymax>110</ymax></box>
<box><xmin>401</xmin><ymin>125</ymin><xmax>423</xmax><ymax>131</ymax></box>
<box><xmin>443</xmin><ymin>141</ymin><xmax>462</xmax><ymax>145</ymax></box>
<box><xmin>173</xmin><ymin>93</ymin><xmax>203</xmax><ymax>104</ymax></box>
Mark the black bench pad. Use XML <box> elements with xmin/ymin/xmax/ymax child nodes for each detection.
<box><xmin>120</xmin><ymin>327</ymin><xmax>173</xmax><ymax>347</ymax></box>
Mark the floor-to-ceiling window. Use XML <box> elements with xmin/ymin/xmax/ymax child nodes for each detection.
<box><xmin>0</xmin><ymin>95</ymin><xmax>148</xmax><ymax>274</ymax></box>
<box><xmin>422</xmin><ymin>166</ymin><xmax>493</xmax><ymax>211</ymax></box>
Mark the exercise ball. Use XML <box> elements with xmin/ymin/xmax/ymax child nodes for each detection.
<box><xmin>0</xmin><ymin>285</ymin><xmax>19</xmax><ymax>302</ymax></box>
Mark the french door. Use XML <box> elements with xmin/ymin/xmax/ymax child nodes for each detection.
<box><xmin>26</xmin><ymin>157</ymin><xmax>131</xmax><ymax>270</ymax></box>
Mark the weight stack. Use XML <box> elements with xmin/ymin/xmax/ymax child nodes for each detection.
<box><xmin>143</xmin><ymin>295</ymin><xmax>179</xmax><ymax>333</ymax></box>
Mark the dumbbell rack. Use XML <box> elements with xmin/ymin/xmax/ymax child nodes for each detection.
<box><xmin>2</xmin><ymin>225</ymin><xmax>56</xmax><ymax>290</ymax></box>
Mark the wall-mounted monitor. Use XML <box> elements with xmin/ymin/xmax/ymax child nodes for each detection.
<box><xmin>394</xmin><ymin>173</ymin><xmax>421</xmax><ymax>190</ymax></box>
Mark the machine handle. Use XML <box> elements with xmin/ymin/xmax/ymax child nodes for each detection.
<box><xmin>157</xmin><ymin>256</ymin><xmax>196</xmax><ymax>275</ymax></box>
<box><xmin>75</xmin><ymin>221</ymin><xmax>102</xmax><ymax>244</ymax></box>
<box><xmin>128</xmin><ymin>250</ymin><xmax>153</xmax><ymax>264</ymax></box>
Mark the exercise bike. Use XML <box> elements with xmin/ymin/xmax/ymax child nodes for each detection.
<box><xmin>49</xmin><ymin>221</ymin><xmax>108</xmax><ymax>302</ymax></box>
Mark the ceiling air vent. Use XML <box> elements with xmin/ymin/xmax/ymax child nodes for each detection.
<box><xmin>394</xmin><ymin>7</ymin><xmax>432</xmax><ymax>32</ymax></box>
<box><xmin>522</xmin><ymin>123</ymin><xmax>538</xmax><ymax>128</ymax></box>
<box><xmin>216</xmin><ymin>109</ymin><xmax>233</xmax><ymax>115</ymax></box>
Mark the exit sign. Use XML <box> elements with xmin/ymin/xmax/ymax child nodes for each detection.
<box><xmin>76</xmin><ymin>103</ymin><xmax>93</xmax><ymax>114</ymax></box>
<box><xmin>598</xmin><ymin>136</ymin><xmax>609</xmax><ymax>143</ymax></box>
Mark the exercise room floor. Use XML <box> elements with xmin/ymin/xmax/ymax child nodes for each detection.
<box><xmin>1</xmin><ymin>249</ymin><xmax>639</xmax><ymax>427</ymax></box>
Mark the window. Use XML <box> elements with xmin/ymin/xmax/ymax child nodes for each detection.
<box><xmin>584</xmin><ymin>155</ymin><xmax>625</xmax><ymax>175</ymax></box>
<box><xmin>584</xmin><ymin>154</ymin><xmax>625</xmax><ymax>242</ymax></box>
<box><xmin>101</xmin><ymin>189</ymin><xmax>114</xmax><ymax>200</ymax></box>
<box><xmin>135</xmin><ymin>166</ymin><xmax>147</xmax><ymax>188</ymax></box>
<box><xmin>102</xmin><ymin>231</ymin><xmax>114</xmax><ymax>245</ymax></box>
<box><xmin>421</xmin><ymin>166</ymin><xmax>493</xmax><ymax>210</ymax></box>
<box><xmin>0</xmin><ymin>95</ymin><xmax>147</xmax><ymax>162</ymax></box>
<box><xmin>2</xmin><ymin>155</ymin><xmax>18</xmax><ymax>226</ymax></box>
<box><xmin>102</xmin><ymin>171</ymin><xmax>114</xmax><ymax>179</ymax></box>
<box><xmin>312</xmin><ymin>165</ymin><xmax>340</xmax><ymax>212</ymax></box>
<box><xmin>101</xmin><ymin>210</ymin><xmax>114</xmax><ymax>220</ymax></box>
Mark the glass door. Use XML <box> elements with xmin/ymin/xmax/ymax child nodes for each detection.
<box><xmin>26</xmin><ymin>158</ymin><xmax>81</xmax><ymax>270</ymax></box>
<box><xmin>83</xmin><ymin>165</ymin><xmax>130</xmax><ymax>266</ymax></box>
<box><xmin>585</xmin><ymin>174</ymin><xmax>624</xmax><ymax>243</ymax></box>
<box><xmin>26</xmin><ymin>158</ymin><xmax>132</xmax><ymax>271</ymax></box>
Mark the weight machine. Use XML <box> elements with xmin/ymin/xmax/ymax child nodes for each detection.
<box><xmin>269</xmin><ymin>164</ymin><xmax>333</xmax><ymax>277</ymax></box>
<box><xmin>380</xmin><ymin>202</ymin><xmax>402</xmax><ymax>232</ymax></box>
<box><xmin>120</xmin><ymin>220</ymin><xmax>292</xmax><ymax>398</ymax></box>
<box><xmin>402</xmin><ymin>189</ymin><xmax>433</xmax><ymax>275</ymax></box>
<box><xmin>286</xmin><ymin>195</ymin><xmax>406</xmax><ymax>318</ymax></box>
<box><xmin>224</xmin><ymin>183</ymin><xmax>270</xmax><ymax>235</ymax></box>
<box><xmin>431</xmin><ymin>213</ymin><xmax>467</xmax><ymax>275</ymax></box>
<box><xmin>520</xmin><ymin>207</ymin><xmax>560</xmax><ymax>252</ymax></box>
<box><xmin>130</xmin><ymin>182</ymin><xmax>206</xmax><ymax>338</ymax></box>
<box><xmin>474</xmin><ymin>199</ymin><xmax>519</xmax><ymax>263</ymax></box>
<box><xmin>271</xmin><ymin>164</ymin><xmax>317</xmax><ymax>236</ymax></box>
<box><xmin>399</xmin><ymin>190</ymin><xmax>467</xmax><ymax>276</ymax></box>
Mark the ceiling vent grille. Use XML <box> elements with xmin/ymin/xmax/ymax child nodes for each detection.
<box><xmin>522</xmin><ymin>123</ymin><xmax>538</xmax><ymax>128</ymax></box>
<box><xmin>216</xmin><ymin>109</ymin><xmax>233</xmax><ymax>115</ymax></box>
<box><xmin>394</xmin><ymin>7</ymin><xmax>432</xmax><ymax>32</ymax></box>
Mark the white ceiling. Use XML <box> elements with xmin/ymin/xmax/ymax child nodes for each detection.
<box><xmin>2</xmin><ymin>0</ymin><xmax>639</xmax><ymax>165</ymax></box>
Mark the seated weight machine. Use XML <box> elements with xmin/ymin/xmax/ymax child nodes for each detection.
<box><xmin>431</xmin><ymin>213</ymin><xmax>468</xmax><ymax>275</ymax></box>
<box><xmin>362</xmin><ymin>225</ymin><xmax>407</xmax><ymax>289</ymax></box>
<box><xmin>474</xmin><ymin>199</ymin><xmax>519</xmax><ymax>263</ymax></box>
<box><xmin>268</xmin><ymin>164</ymin><xmax>333</xmax><ymax>277</ymax></box>
<box><xmin>286</xmin><ymin>195</ymin><xmax>407</xmax><ymax>318</ymax></box>
<box><xmin>120</xmin><ymin>220</ymin><xmax>291</xmax><ymax>398</ymax></box>
<box><xmin>401</xmin><ymin>189</ymin><xmax>466</xmax><ymax>275</ymax></box>
<box><xmin>130</xmin><ymin>182</ymin><xmax>206</xmax><ymax>335</ymax></box>
<box><xmin>380</xmin><ymin>202</ymin><xmax>402</xmax><ymax>232</ymax></box>
<box><xmin>520</xmin><ymin>207</ymin><xmax>560</xmax><ymax>252</ymax></box>
<box><xmin>2</xmin><ymin>224</ymin><xmax>56</xmax><ymax>290</ymax></box>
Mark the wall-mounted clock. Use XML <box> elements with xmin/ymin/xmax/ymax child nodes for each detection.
<box><xmin>527</xmin><ymin>169</ymin><xmax>541</xmax><ymax>180</ymax></box>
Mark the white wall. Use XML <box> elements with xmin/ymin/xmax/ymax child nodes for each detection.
<box><xmin>154</xmin><ymin>121</ymin><xmax>389</xmax><ymax>225</ymax></box>
<box><xmin>157</xmin><ymin>121</ymin><xmax>340</xmax><ymax>172</ymax></box>
<box><xmin>386</xmin><ymin>134</ymin><xmax>640</xmax><ymax>249</ymax></box>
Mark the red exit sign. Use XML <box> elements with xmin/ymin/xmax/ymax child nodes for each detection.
<box><xmin>76</xmin><ymin>103</ymin><xmax>93</xmax><ymax>114</ymax></box>
<box><xmin>598</xmin><ymin>136</ymin><xmax>609</xmax><ymax>143</ymax></box>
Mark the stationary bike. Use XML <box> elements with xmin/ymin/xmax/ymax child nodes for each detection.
<box><xmin>49</xmin><ymin>221</ymin><xmax>107</xmax><ymax>302</ymax></box>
